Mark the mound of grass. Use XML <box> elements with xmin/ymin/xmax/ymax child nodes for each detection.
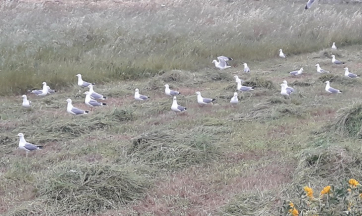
<box><xmin>37</xmin><ymin>162</ymin><xmax>150</xmax><ymax>215</ymax></box>
<box><xmin>244</xmin><ymin>77</ymin><xmax>276</xmax><ymax>90</ymax></box>
<box><xmin>332</xmin><ymin>103</ymin><xmax>362</xmax><ymax>138</ymax></box>
<box><xmin>127</xmin><ymin>130</ymin><xmax>219</xmax><ymax>169</ymax></box>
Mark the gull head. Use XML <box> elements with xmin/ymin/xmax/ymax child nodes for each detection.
<box><xmin>42</xmin><ymin>82</ymin><xmax>47</xmax><ymax>85</ymax></box>
<box><xmin>233</xmin><ymin>75</ymin><xmax>239</xmax><ymax>79</ymax></box>
<box><xmin>243</xmin><ymin>63</ymin><xmax>248</xmax><ymax>67</ymax></box>
<box><xmin>331</xmin><ymin>55</ymin><xmax>335</xmax><ymax>58</ymax></box>
<box><xmin>17</xmin><ymin>133</ymin><xmax>24</xmax><ymax>137</ymax></box>
<box><xmin>135</xmin><ymin>88</ymin><xmax>139</xmax><ymax>93</ymax></box>
<box><xmin>195</xmin><ymin>91</ymin><xmax>201</xmax><ymax>95</ymax></box>
<box><xmin>165</xmin><ymin>84</ymin><xmax>169</xmax><ymax>88</ymax></box>
<box><xmin>83</xmin><ymin>91</ymin><xmax>90</xmax><ymax>95</ymax></box>
<box><xmin>66</xmin><ymin>98</ymin><xmax>72</xmax><ymax>103</ymax></box>
<box><xmin>76</xmin><ymin>74</ymin><xmax>81</xmax><ymax>77</ymax></box>
<box><xmin>22</xmin><ymin>95</ymin><xmax>27</xmax><ymax>98</ymax></box>
<box><xmin>344</xmin><ymin>67</ymin><xmax>348</xmax><ymax>70</ymax></box>
<box><xmin>233</xmin><ymin>92</ymin><xmax>238</xmax><ymax>96</ymax></box>
<box><xmin>212</xmin><ymin>60</ymin><xmax>217</xmax><ymax>63</ymax></box>
<box><xmin>279</xmin><ymin>49</ymin><xmax>282</xmax><ymax>52</ymax></box>
<box><xmin>282</xmin><ymin>80</ymin><xmax>287</xmax><ymax>84</ymax></box>
<box><xmin>173</xmin><ymin>96</ymin><xmax>177</xmax><ymax>101</ymax></box>
<box><xmin>315</xmin><ymin>64</ymin><xmax>320</xmax><ymax>67</ymax></box>
<box><xmin>325</xmin><ymin>81</ymin><xmax>330</xmax><ymax>84</ymax></box>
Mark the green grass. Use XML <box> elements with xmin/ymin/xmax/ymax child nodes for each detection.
<box><xmin>2</xmin><ymin>0</ymin><xmax>362</xmax><ymax>215</ymax></box>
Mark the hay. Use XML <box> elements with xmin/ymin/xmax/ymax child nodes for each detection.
<box><xmin>243</xmin><ymin>77</ymin><xmax>276</xmax><ymax>90</ymax></box>
<box><xmin>332</xmin><ymin>103</ymin><xmax>362</xmax><ymax>138</ymax></box>
<box><xmin>127</xmin><ymin>130</ymin><xmax>218</xmax><ymax>169</ymax></box>
<box><xmin>37</xmin><ymin>162</ymin><xmax>149</xmax><ymax>215</ymax></box>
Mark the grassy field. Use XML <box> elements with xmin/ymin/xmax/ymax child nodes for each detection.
<box><xmin>1</xmin><ymin>0</ymin><xmax>362</xmax><ymax>215</ymax></box>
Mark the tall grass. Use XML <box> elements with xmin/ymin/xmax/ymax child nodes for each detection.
<box><xmin>1</xmin><ymin>0</ymin><xmax>362</xmax><ymax>95</ymax></box>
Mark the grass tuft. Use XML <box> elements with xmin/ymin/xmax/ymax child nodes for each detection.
<box><xmin>332</xmin><ymin>103</ymin><xmax>362</xmax><ymax>138</ymax></box>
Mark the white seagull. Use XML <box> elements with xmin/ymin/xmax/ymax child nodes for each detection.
<box><xmin>332</xmin><ymin>42</ymin><xmax>337</xmax><ymax>50</ymax></box>
<box><xmin>196</xmin><ymin>91</ymin><xmax>215</xmax><ymax>105</ymax></box>
<box><xmin>325</xmin><ymin>81</ymin><xmax>342</xmax><ymax>94</ymax></box>
<box><xmin>22</xmin><ymin>95</ymin><xmax>31</xmax><ymax>108</ymax></box>
<box><xmin>282</xmin><ymin>80</ymin><xmax>294</xmax><ymax>93</ymax></box>
<box><xmin>30</xmin><ymin>82</ymin><xmax>49</xmax><ymax>96</ymax></box>
<box><xmin>233</xmin><ymin>75</ymin><xmax>244</xmax><ymax>84</ymax></box>
<box><xmin>212</xmin><ymin>56</ymin><xmax>231</xmax><ymax>70</ymax></box>
<box><xmin>66</xmin><ymin>98</ymin><xmax>89</xmax><ymax>115</ymax></box>
<box><xmin>171</xmin><ymin>96</ymin><xmax>187</xmax><ymax>113</ymax></box>
<box><xmin>230</xmin><ymin>92</ymin><xmax>239</xmax><ymax>104</ymax></box>
<box><xmin>18</xmin><ymin>133</ymin><xmax>43</xmax><ymax>157</ymax></box>
<box><xmin>84</xmin><ymin>91</ymin><xmax>106</xmax><ymax>110</ymax></box>
<box><xmin>331</xmin><ymin>55</ymin><xmax>344</xmax><ymax>65</ymax></box>
<box><xmin>164</xmin><ymin>84</ymin><xmax>180</xmax><ymax>96</ymax></box>
<box><xmin>134</xmin><ymin>89</ymin><xmax>149</xmax><ymax>101</ymax></box>
<box><xmin>279</xmin><ymin>49</ymin><xmax>286</xmax><ymax>58</ymax></box>
<box><xmin>88</xmin><ymin>84</ymin><xmax>106</xmax><ymax>100</ymax></box>
<box><xmin>344</xmin><ymin>67</ymin><xmax>359</xmax><ymax>78</ymax></box>
<box><xmin>281</xmin><ymin>83</ymin><xmax>293</xmax><ymax>97</ymax></box>
<box><xmin>236</xmin><ymin>80</ymin><xmax>254</xmax><ymax>92</ymax></box>
<box><xmin>76</xmin><ymin>74</ymin><xmax>94</xmax><ymax>87</ymax></box>
<box><xmin>243</xmin><ymin>63</ymin><xmax>250</xmax><ymax>73</ymax></box>
<box><xmin>315</xmin><ymin>64</ymin><xmax>330</xmax><ymax>73</ymax></box>
<box><xmin>305</xmin><ymin>0</ymin><xmax>315</xmax><ymax>9</ymax></box>
<box><xmin>289</xmin><ymin>67</ymin><xmax>303</xmax><ymax>76</ymax></box>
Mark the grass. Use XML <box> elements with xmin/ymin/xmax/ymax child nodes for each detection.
<box><xmin>2</xmin><ymin>0</ymin><xmax>362</xmax><ymax>215</ymax></box>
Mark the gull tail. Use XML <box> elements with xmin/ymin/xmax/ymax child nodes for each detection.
<box><xmin>102</xmin><ymin>103</ymin><xmax>107</xmax><ymax>106</ymax></box>
<box><xmin>37</xmin><ymin>146</ymin><xmax>44</xmax><ymax>149</ymax></box>
<box><xmin>85</xmin><ymin>111</ymin><xmax>90</xmax><ymax>114</ymax></box>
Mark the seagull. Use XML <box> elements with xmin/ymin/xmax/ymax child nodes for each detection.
<box><xmin>66</xmin><ymin>98</ymin><xmax>89</xmax><ymax>115</ymax></box>
<box><xmin>76</xmin><ymin>74</ymin><xmax>94</xmax><ymax>87</ymax></box>
<box><xmin>315</xmin><ymin>64</ymin><xmax>330</xmax><ymax>73</ymax></box>
<box><xmin>289</xmin><ymin>67</ymin><xmax>303</xmax><ymax>76</ymax></box>
<box><xmin>331</xmin><ymin>55</ymin><xmax>344</xmax><ymax>64</ymax></box>
<box><xmin>279</xmin><ymin>49</ymin><xmax>286</xmax><ymax>58</ymax></box>
<box><xmin>171</xmin><ymin>96</ymin><xmax>187</xmax><ymax>113</ymax></box>
<box><xmin>212</xmin><ymin>56</ymin><xmax>231</xmax><ymax>70</ymax></box>
<box><xmin>230</xmin><ymin>92</ymin><xmax>239</xmax><ymax>104</ymax></box>
<box><xmin>196</xmin><ymin>91</ymin><xmax>216</xmax><ymax>105</ymax></box>
<box><xmin>21</xmin><ymin>95</ymin><xmax>31</xmax><ymax>108</ymax></box>
<box><xmin>17</xmin><ymin>133</ymin><xmax>43</xmax><ymax>157</ymax></box>
<box><xmin>30</xmin><ymin>82</ymin><xmax>49</xmax><ymax>96</ymax></box>
<box><xmin>164</xmin><ymin>84</ymin><xmax>180</xmax><ymax>96</ymax></box>
<box><xmin>236</xmin><ymin>80</ymin><xmax>254</xmax><ymax>92</ymax></box>
<box><xmin>84</xmin><ymin>91</ymin><xmax>106</xmax><ymax>110</ymax></box>
<box><xmin>332</xmin><ymin>42</ymin><xmax>337</xmax><ymax>50</ymax></box>
<box><xmin>46</xmin><ymin>86</ymin><xmax>57</xmax><ymax>94</ymax></box>
<box><xmin>344</xmin><ymin>67</ymin><xmax>359</xmax><ymax>78</ymax></box>
<box><xmin>218</xmin><ymin>56</ymin><xmax>233</xmax><ymax>64</ymax></box>
<box><xmin>325</xmin><ymin>81</ymin><xmax>342</xmax><ymax>94</ymax></box>
<box><xmin>134</xmin><ymin>89</ymin><xmax>149</xmax><ymax>101</ymax></box>
<box><xmin>233</xmin><ymin>75</ymin><xmax>244</xmax><ymax>83</ymax></box>
<box><xmin>305</xmin><ymin>0</ymin><xmax>315</xmax><ymax>9</ymax></box>
<box><xmin>88</xmin><ymin>84</ymin><xmax>106</xmax><ymax>100</ymax></box>
<box><xmin>282</xmin><ymin>80</ymin><xmax>294</xmax><ymax>93</ymax></box>
<box><xmin>281</xmin><ymin>83</ymin><xmax>293</xmax><ymax>97</ymax></box>
<box><xmin>243</xmin><ymin>63</ymin><xmax>250</xmax><ymax>73</ymax></box>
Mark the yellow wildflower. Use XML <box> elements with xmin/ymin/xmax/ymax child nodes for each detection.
<box><xmin>304</xmin><ymin>186</ymin><xmax>314</xmax><ymax>199</ymax></box>
<box><xmin>289</xmin><ymin>202</ymin><xmax>294</xmax><ymax>208</ymax></box>
<box><xmin>320</xmin><ymin>185</ymin><xmax>331</xmax><ymax>195</ymax></box>
<box><xmin>291</xmin><ymin>208</ymin><xmax>298</xmax><ymax>216</ymax></box>
<box><xmin>349</xmin><ymin>179</ymin><xmax>360</xmax><ymax>187</ymax></box>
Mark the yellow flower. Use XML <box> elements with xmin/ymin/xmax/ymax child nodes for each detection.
<box><xmin>304</xmin><ymin>186</ymin><xmax>314</xmax><ymax>199</ymax></box>
<box><xmin>289</xmin><ymin>202</ymin><xmax>294</xmax><ymax>208</ymax></box>
<box><xmin>349</xmin><ymin>179</ymin><xmax>360</xmax><ymax>187</ymax></box>
<box><xmin>320</xmin><ymin>185</ymin><xmax>331</xmax><ymax>195</ymax></box>
<box><xmin>291</xmin><ymin>208</ymin><xmax>299</xmax><ymax>216</ymax></box>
